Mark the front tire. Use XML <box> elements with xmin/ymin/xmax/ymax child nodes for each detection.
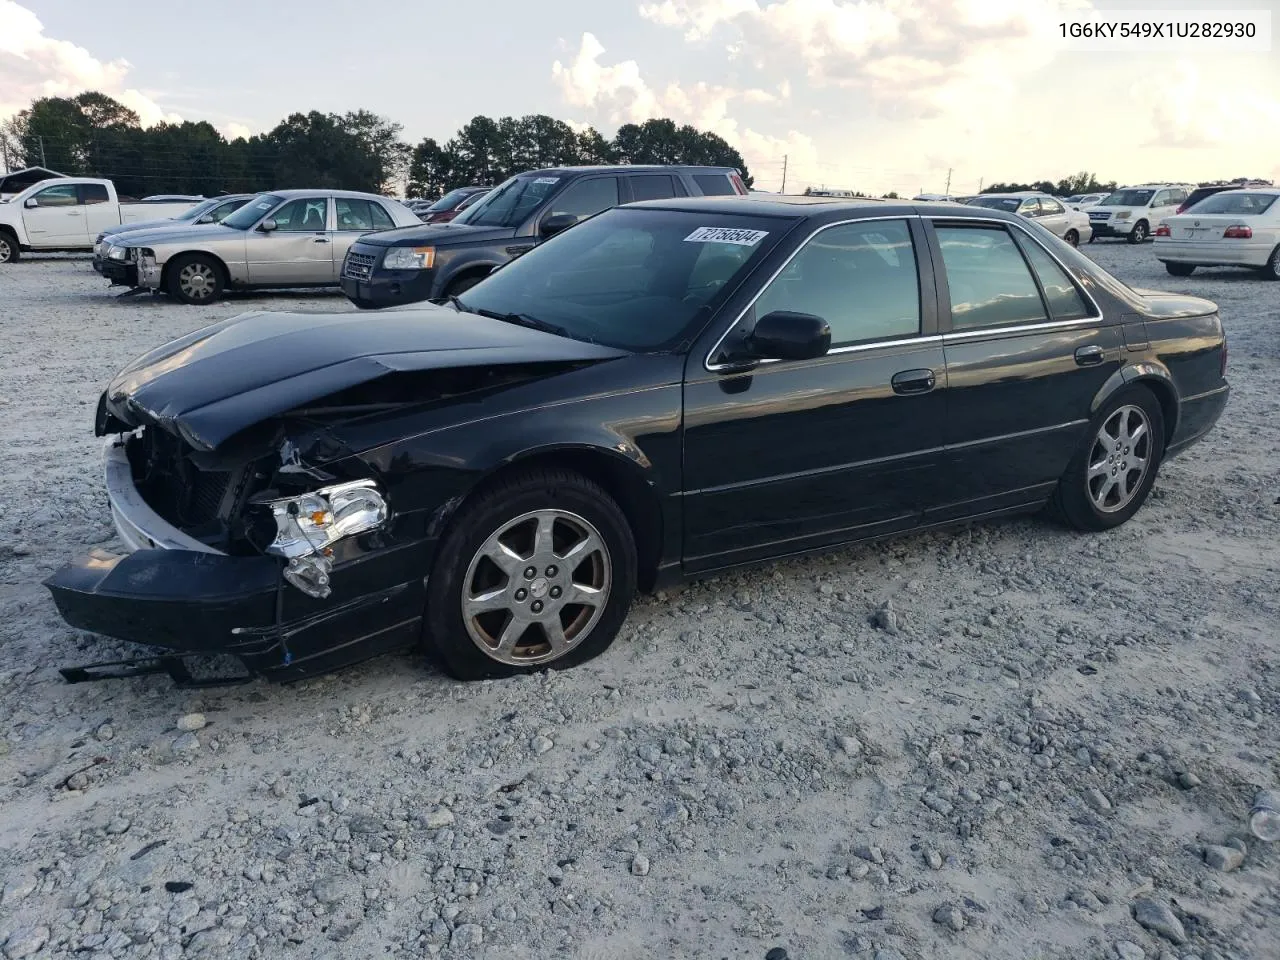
<box><xmin>0</xmin><ymin>231</ymin><xmax>18</xmax><ymax>263</ymax></box>
<box><xmin>166</xmin><ymin>254</ymin><xmax>224</xmax><ymax>304</ymax></box>
<box><xmin>1127</xmin><ymin>220</ymin><xmax>1149</xmax><ymax>244</ymax></box>
<box><xmin>1064</xmin><ymin>229</ymin><xmax>1079</xmax><ymax>247</ymax></box>
<box><xmin>424</xmin><ymin>468</ymin><xmax>638</xmax><ymax>681</ymax></box>
<box><xmin>1165</xmin><ymin>262</ymin><xmax>1195</xmax><ymax>277</ymax></box>
<box><xmin>1049</xmin><ymin>387</ymin><xmax>1165</xmax><ymax>532</ymax></box>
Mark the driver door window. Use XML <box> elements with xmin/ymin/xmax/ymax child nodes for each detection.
<box><xmin>31</xmin><ymin>184</ymin><xmax>81</xmax><ymax>207</ymax></box>
<box><xmin>546</xmin><ymin>178</ymin><xmax>620</xmax><ymax>222</ymax></box>
<box><xmin>270</xmin><ymin>197</ymin><xmax>329</xmax><ymax>232</ymax></box>
<box><xmin>752</xmin><ymin>219</ymin><xmax>922</xmax><ymax>348</ymax></box>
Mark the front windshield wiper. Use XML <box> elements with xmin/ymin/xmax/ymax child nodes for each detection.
<box><xmin>472</xmin><ymin>306</ymin><xmax>571</xmax><ymax>339</ymax></box>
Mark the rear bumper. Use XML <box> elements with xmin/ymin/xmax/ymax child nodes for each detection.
<box><xmin>1166</xmin><ymin>384</ymin><xmax>1230</xmax><ymax>458</ymax></box>
<box><xmin>44</xmin><ymin>440</ymin><xmax>429</xmax><ymax>681</ymax></box>
<box><xmin>1155</xmin><ymin>240</ymin><xmax>1271</xmax><ymax>268</ymax></box>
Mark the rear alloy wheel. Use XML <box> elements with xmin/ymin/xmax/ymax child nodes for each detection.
<box><xmin>1165</xmin><ymin>262</ymin><xmax>1196</xmax><ymax>277</ymax></box>
<box><xmin>167</xmin><ymin>254</ymin><xmax>224</xmax><ymax>304</ymax></box>
<box><xmin>1049</xmin><ymin>387</ymin><xmax>1164</xmax><ymax>531</ymax></box>
<box><xmin>1064</xmin><ymin>229</ymin><xmax>1079</xmax><ymax>247</ymax></box>
<box><xmin>1127</xmin><ymin>220</ymin><xmax>1149</xmax><ymax>244</ymax></box>
<box><xmin>0</xmin><ymin>232</ymin><xmax>17</xmax><ymax>264</ymax></box>
<box><xmin>424</xmin><ymin>468</ymin><xmax>637</xmax><ymax>680</ymax></box>
<box><xmin>1262</xmin><ymin>245</ymin><xmax>1280</xmax><ymax>281</ymax></box>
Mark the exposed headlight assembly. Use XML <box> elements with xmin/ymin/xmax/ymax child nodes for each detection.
<box><xmin>261</xmin><ymin>480</ymin><xmax>389</xmax><ymax>598</ymax></box>
<box><xmin>382</xmin><ymin>246</ymin><xmax>436</xmax><ymax>270</ymax></box>
<box><xmin>107</xmin><ymin>244</ymin><xmax>127</xmax><ymax>260</ymax></box>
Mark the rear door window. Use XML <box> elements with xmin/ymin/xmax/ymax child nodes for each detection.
<box><xmin>334</xmin><ymin>198</ymin><xmax>375</xmax><ymax>231</ymax></box>
<box><xmin>693</xmin><ymin>173</ymin><xmax>736</xmax><ymax>196</ymax></box>
<box><xmin>1040</xmin><ymin>197</ymin><xmax>1065</xmax><ymax>215</ymax></box>
<box><xmin>934</xmin><ymin>225</ymin><xmax>1047</xmax><ymax>330</ymax></box>
<box><xmin>80</xmin><ymin>184</ymin><xmax>110</xmax><ymax>205</ymax></box>
<box><xmin>1015</xmin><ymin>235</ymin><xmax>1091</xmax><ymax>321</ymax></box>
<box><xmin>629</xmin><ymin>175</ymin><xmax>677</xmax><ymax>201</ymax></box>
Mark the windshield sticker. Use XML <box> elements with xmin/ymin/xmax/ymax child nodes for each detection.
<box><xmin>534</xmin><ymin>177</ymin><xmax>560</xmax><ymax>184</ymax></box>
<box><xmin>684</xmin><ymin>226</ymin><xmax>769</xmax><ymax>246</ymax></box>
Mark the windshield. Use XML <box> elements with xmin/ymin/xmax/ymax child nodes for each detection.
<box><xmin>1185</xmin><ymin>191</ymin><xmax>1278</xmax><ymax>215</ymax></box>
<box><xmin>456</xmin><ymin>208</ymin><xmax>791</xmax><ymax>351</ymax></box>
<box><xmin>174</xmin><ymin>197</ymin><xmax>222</xmax><ymax>222</ymax></box>
<box><xmin>968</xmin><ymin>196</ymin><xmax>1022</xmax><ymax>212</ymax></box>
<box><xmin>453</xmin><ymin>175</ymin><xmax>560</xmax><ymax>228</ymax></box>
<box><xmin>1100</xmin><ymin>189</ymin><xmax>1154</xmax><ymax>207</ymax></box>
<box><xmin>425</xmin><ymin>188</ymin><xmax>477</xmax><ymax>212</ymax></box>
<box><xmin>221</xmin><ymin>194</ymin><xmax>281</xmax><ymax>230</ymax></box>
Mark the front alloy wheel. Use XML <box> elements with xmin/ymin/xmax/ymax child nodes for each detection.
<box><xmin>462</xmin><ymin>509</ymin><xmax>610</xmax><ymax>666</ymax></box>
<box><xmin>1128</xmin><ymin>220</ymin><xmax>1149</xmax><ymax>244</ymax></box>
<box><xmin>0</xmin><ymin>234</ymin><xmax>14</xmax><ymax>263</ymax></box>
<box><xmin>1086</xmin><ymin>405</ymin><xmax>1152</xmax><ymax>513</ymax></box>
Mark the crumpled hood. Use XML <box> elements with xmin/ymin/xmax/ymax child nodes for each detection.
<box><xmin>102</xmin><ymin>303</ymin><xmax>627</xmax><ymax>451</ymax></box>
<box><xmin>354</xmin><ymin>221</ymin><xmax>517</xmax><ymax>248</ymax></box>
<box><xmin>113</xmin><ymin>223</ymin><xmax>242</xmax><ymax>249</ymax></box>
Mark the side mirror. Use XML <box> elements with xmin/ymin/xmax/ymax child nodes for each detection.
<box><xmin>259</xmin><ymin>218</ymin><xmax>278</xmax><ymax>232</ymax></box>
<box><xmin>745</xmin><ymin>311</ymin><xmax>831</xmax><ymax>362</ymax></box>
<box><xmin>24</xmin><ymin>198</ymin><xmax>37</xmax><ymax>209</ymax></box>
<box><xmin>540</xmin><ymin>212</ymin><xmax>578</xmax><ymax>238</ymax></box>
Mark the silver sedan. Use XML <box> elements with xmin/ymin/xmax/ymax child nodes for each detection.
<box><xmin>964</xmin><ymin>193</ymin><xmax>1093</xmax><ymax>246</ymax></box>
<box><xmin>116</xmin><ymin>189</ymin><xmax>420</xmax><ymax>304</ymax></box>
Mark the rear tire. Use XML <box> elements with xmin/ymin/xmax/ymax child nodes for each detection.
<box><xmin>1064</xmin><ymin>229</ymin><xmax>1079</xmax><ymax>247</ymax></box>
<box><xmin>1127</xmin><ymin>220</ymin><xmax>1149</xmax><ymax>244</ymax></box>
<box><xmin>1048</xmin><ymin>386</ymin><xmax>1165</xmax><ymax>532</ymax></box>
<box><xmin>424</xmin><ymin>468</ymin><xmax>638</xmax><ymax>681</ymax></box>
<box><xmin>1261</xmin><ymin>245</ymin><xmax>1280</xmax><ymax>281</ymax></box>
<box><xmin>0</xmin><ymin>231</ymin><xmax>18</xmax><ymax>264</ymax></box>
<box><xmin>166</xmin><ymin>254</ymin><xmax>224</xmax><ymax>304</ymax></box>
<box><xmin>1165</xmin><ymin>262</ymin><xmax>1195</xmax><ymax>277</ymax></box>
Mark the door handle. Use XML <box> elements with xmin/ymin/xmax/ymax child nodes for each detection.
<box><xmin>1074</xmin><ymin>345</ymin><xmax>1105</xmax><ymax>366</ymax></box>
<box><xmin>891</xmin><ymin>368</ymin><xmax>937</xmax><ymax>395</ymax></box>
<box><xmin>68</xmin><ymin>211</ymin><xmax>83</xmax><ymax>216</ymax></box>
<box><xmin>312</xmin><ymin>237</ymin><xmax>331</xmax><ymax>243</ymax></box>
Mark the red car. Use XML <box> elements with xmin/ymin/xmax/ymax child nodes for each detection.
<box><xmin>418</xmin><ymin>186</ymin><xmax>490</xmax><ymax>223</ymax></box>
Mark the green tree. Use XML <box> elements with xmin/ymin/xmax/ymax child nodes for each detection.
<box><xmin>264</xmin><ymin>111</ymin><xmax>379</xmax><ymax>191</ymax></box>
<box><xmin>340</xmin><ymin>110</ymin><xmax>411</xmax><ymax>193</ymax></box>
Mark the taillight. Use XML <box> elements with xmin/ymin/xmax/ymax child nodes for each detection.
<box><xmin>1175</xmin><ymin>204</ymin><xmax>1186</xmax><ymax>214</ymax></box>
<box><xmin>730</xmin><ymin>173</ymin><xmax>747</xmax><ymax>195</ymax></box>
<box><xmin>1221</xmin><ymin>334</ymin><xmax>1228</xmax><ymax>377</ymax></box>
<box><xmin>1223</xmin><ymin>224</ymin><xmax>1252</xmax><ymax>238</ymax></box>
<box><xmin>1154</xmin><ymin>223</ymin><xmax>1171</xmax><ymax>237</ymax></box>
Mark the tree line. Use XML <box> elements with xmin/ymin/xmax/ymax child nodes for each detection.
<box><xmin>0</xmin><ymin>92</ymin><xmax>752</xmax><ymax>199</ymax></box>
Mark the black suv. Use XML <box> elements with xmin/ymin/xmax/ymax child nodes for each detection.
<box><xmin>339</xmin><ymin>164</ymin><xmax>748</xmax><ymax>308</ymax></box>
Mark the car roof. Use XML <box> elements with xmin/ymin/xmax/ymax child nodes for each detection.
<box><xmin>269</xmin><ymin>188</ymin><xmax>402</xmax><ymax>201</ymax></box>
<box><xmin>622</xmin><ymin>195</ymin><xmax>1030</xmax><ymax>224</ymax></box>
<box><xmin>974</xmin><ymin>192</ymin><xmax>1048</xmax><ymax>199</ymax></box>
<box><xmin>520</xmin><ymin>164</ymin><xmax>738</xmax><ymax>177</ymax></box>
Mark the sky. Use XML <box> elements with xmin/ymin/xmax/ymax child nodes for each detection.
<box><xmin>3</xmin><ymin>0</ymin><xmax>1279</xmax><ymax>196</ymax></box>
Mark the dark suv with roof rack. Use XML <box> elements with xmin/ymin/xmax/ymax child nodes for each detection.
<box><xmin>339</xmin><ymin>164</ymin><xmax>748</xmax><ymax>308</ymax></box>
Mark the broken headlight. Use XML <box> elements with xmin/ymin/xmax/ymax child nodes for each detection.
<box><xmin>260</xmin><ymin>479</ymin><xmax>388</xmax><ymax>599</ymax></box>
<box><xmin>107</xmin><ymin>244</ymin><xmax>128</xmax><ymax>260</ymax></box>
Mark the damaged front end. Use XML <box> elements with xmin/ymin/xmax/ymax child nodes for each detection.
<box><xmin>46</xmin><ymin>407</ymin><xmax>430</xmax><ymax>683</ymax></box>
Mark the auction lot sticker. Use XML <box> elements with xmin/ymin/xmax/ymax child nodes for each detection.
<box><xmin>685</xmin><ymin>227</ymin><xmax>769</xmax><ymax>246</ymax></box>
<box><xmin>1050</xmin><ymin>9</ymin><xmax>1271</xmax><ymax>51</ymax></box>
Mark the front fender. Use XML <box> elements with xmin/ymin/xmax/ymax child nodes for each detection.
<box><xmin>0</xmin><ymin>211</ymin><xmax>29</xmax><ymax>244</ymax></box>
<box><xmin>436</xmin><ymin>246</ymin><xmax>509</xmax><ymax>294</ymax></box>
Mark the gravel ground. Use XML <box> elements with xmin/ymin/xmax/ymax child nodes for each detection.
<box><xmin>0</xmin><ymin>245</ymin><xmax>1277</xmax><ymax>960</ymax></box>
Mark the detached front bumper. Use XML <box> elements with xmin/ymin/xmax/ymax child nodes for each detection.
<box><xmin>1089</xmin><ymin>219</ymin><xmax>1133</xmax><ymax>238</ymax></box>
<box><xmin>101</xmin><ymin>259</ymin><xmax>139</xmax><ymax>287</ymax></box>
<box><xmin>44</xmin><ymin>441</ymin><xmax>429</xmax><ymax>681</ymax></box>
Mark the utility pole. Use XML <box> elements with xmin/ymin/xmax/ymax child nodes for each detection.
<box><xmin>1</xmin><ymin>138</ymin><xmax>8</xmax><ymax>175</ymax></box>
<box><xmin>39</xmin><ymin>136</ymin><xmax>47</xmax><ymax>168</ymax></box>
<box><xmin>780</xmin><ymin>154</ymin><xmax>788</xmax><ymax>194</ymax></box>
<box><xmin>944</xmin><ymin>167</ymin><xmax>952</xmax><ymax>195</ymax></box>
<box><xmin>978</xmin><ymin>177</ymin><xmax>984</xmax><ymax>193</ymax></box>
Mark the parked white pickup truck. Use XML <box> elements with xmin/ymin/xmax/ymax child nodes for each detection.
<box><xmin>0</xmin><ymin>178</ymin><xmax>200</xmax><ymax>263</ymax></box>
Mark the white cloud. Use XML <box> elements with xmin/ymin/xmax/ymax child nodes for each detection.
<box><xmin>0</xmin><ymin>0</ymin><xmax>180</xmax><ymax>128</ymax></box>
<box><xmin>1134</xmin><ymin>59</ymin><xmax>1280</xmax><ymax>153</ymax></box>
<box><xmin>552</xmin><ymin>32</ymin><xmax>816</xmax><ymax>188</ymax></box>
<box><xmin>221</xmin><ymin>122</ymin><xmax>252</xmax><ymax>141</ymax></box>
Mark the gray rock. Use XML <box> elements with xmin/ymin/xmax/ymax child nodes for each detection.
<box><xmin>450</xmin><ymin>924</ymin><xmax>484</xmax><ymax>950</ymax></box>
<box><xmin>1021</xmin><ymin>894</ymin><xmax>1051</xmax><ymax>913</ymax></box>
<box><xmin>853</xmin><ymin>844</ymin><xmax>884</xmax><ymax>864</ymax></box>
<box><xmin>932</xmin><ymin>903</ymin><xmax>966</xmax><ymax>932</ymax></box>
<box><xmin>1084</xmin><ymin>787</ymin><xmax>1113</xmax><ymax>813</ymax></box>
<box><xmin>664</xmin><ymin>736</ymin><xmax>692</xmax><ymax>756</ymax></box>
<box><xmin>95</xmin><ymin>723</ymin><xmax>114</xmax><ymax>742</ymax></box>
<box><xmin>177</xmin><ymin>713</ymin><xmax>207</xmax><ymax>732</ymax></box>
<box><xmin>631</xmin><ymin>854</ymin><xmax>650</xmax><ymax>876</ymax></box>
<box><xmin>2</xmin><ymin>876</ymin><xmax>36</xmax><ymax>905</ymax></box>
<box><xmin>1203</xmin><ymin>845</ymin><xmax>1244</xmax><ymax>872</ymax></box>
<box><xmin>531</xmin><ymin>735</ymin><xmax>554</xmax><ymax>754</ymax></box>
<box><xmin>105</xmin><ymin>817</ymin><xmax>131</xmax><ymax>835</ymax></box>
<box><xmin>1132</xmin><ymin>898</ymin><xmax>1186</xmax><ymax>945</ymax></box>
<box><xmin>1177</xmin><ymin>772</ymin><xmax>1201</xmax><ymax>790</ymax></box>
<box><xmin>923</xmin><ymin>794</ymin><xmax>954</xmax><ymax>816</ymax></box>
<box><xmin>1114</xmin><ymin>942</ymin><xmax>1145</xmax><ymax>960</ymax></box>
<box><xmin>872</xmin><ymin>600</ymin><xmax>900</xmax><ymax>635</ymax></box>
<box><xmin>312</xmin><ymin>875</ymin><xmax>347</xmax><ymax>905</ymax></box>
<box><xmin>424</xmin><ymin>807</ymin><xmax>455</xmax><ymax>829</ymax></box>
<box><xmin>924</xmin><ymin>849</ymin><xmax>943</xmax><ymax>870</ymax></box>
<box><xmin>836</xmin><ymin>735</ymin><xmax>863</xmax><ymax>756</ymax></box>
<box><xmin>1069</xmin><ymin>889</ymin><xmax>1105</xmax><ymax>913</ymax></box>
<box><xmin>3</xmin><ymin>926</ymin><xmax>50</xmax><ymax>959</ymax></box>
<box><xmin>172</xmin><ymin>733</ymin><xmax>200</xmax><ymax>755</ymax></box>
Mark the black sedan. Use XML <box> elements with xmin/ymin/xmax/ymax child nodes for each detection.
<box><xmin>45</xmin><ymin>197</ymin><xmax>1229</xmax><ymax>683</ymax></box>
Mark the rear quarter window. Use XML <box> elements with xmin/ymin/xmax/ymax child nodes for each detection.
<box><xmin>693</xmin><ymin>174</ymin><xmax>736</xmax><ymax>196</ymax></box>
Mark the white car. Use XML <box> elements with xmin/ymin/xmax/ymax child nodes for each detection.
<box><xmin>1154</xmin><ymin>188</ymin><xmax>1280</xmax><ymax>279</ymax></box>
<box><xmin>1086</xmin><ymin>184</ymin><xmax>1195</xmax><ymax>243</ymax></box>
<box><xmin>1065</xmin><ymin>193</ymin><xmax>1107</xmax><ymax>210</ymax></box>
<box><xmin>964</xmin><ymin>192</ymin><xmax>1092</xmax><ymax>246</ymax></box>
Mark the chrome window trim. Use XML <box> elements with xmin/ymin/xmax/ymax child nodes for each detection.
<box><xmin>702</xmin><ymin>212</ymin><xmax>1106</xmax><ymax>373</ymax></box>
